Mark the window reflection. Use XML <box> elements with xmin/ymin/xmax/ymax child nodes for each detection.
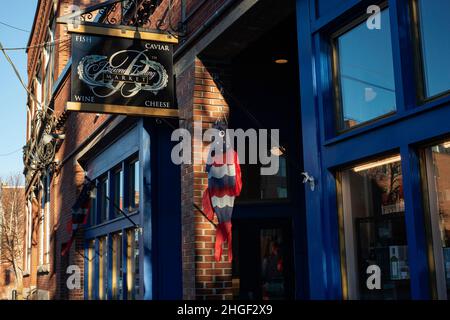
<box><xmin>423</xmin><ymin>141</ymin><xmax>450</xmax><ymax>299</ymax></box>
<box><xmin>333</xmin><ymin>8</ymin><xmax>396</xmax><ymax>131</ymax></box>
<box><xmin>238</xmin><ymin>156</ymin><xmax>288</xmax><ymax>202</ymax></box>
<box><xmin>261</xmin><ymin>229</ymin><xmax>285</xmax><ymax>300</ymax></box>
<box><xmin>339</xmin><ymin>155</ymin><xmax>411</xmax><ymax>300</ymax></box>
<box><xmin>87</xmin><ymin>240</ymin><xmax>95</xmax><ymax>300</ymax></box>
<box><xmin>99</xmin><ymin>176</ymin><xmax>109</xmax><ymax>223</ymax></box>
<box><xmin>129</xmin><ymin>160</ymin><xmax>140</xmax><ymax>210</ymax></box>
<box><xmin>98</xmin><ymin>236</ymin><xmax>108</xmax><ymax>300</ymax></box>
<box><xmin>133</xmin><ymin>229</ymin><xmax>140</xmax><ymax>299</ymax></box>
<box><xmin>113</xmin><ymin>169</ymin><xmax>124</xmax><ymax>219</ymax></box>
<box><xmin>112</xmin><ymin>232</ymin><xmax>123</xmax><ymax>300</ymax></box>
<box><xmin>416</xmin><ymin>0</ymin><xmax>450</xmax><ymax>99</ymax></box>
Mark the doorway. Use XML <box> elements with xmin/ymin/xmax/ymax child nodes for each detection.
<box><xmin>232</xmin><ymin>219</ymin><xmax>295</xmax><ymax>299</ymax></box>
<box><xmin>199</xmin><ymin>0</ymin><xmax>308</xmax><ymax>299</ymax></box>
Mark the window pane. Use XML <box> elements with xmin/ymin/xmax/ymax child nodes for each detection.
<box><xmin>261</xmin><ymin>228</ymin><xmax>286</xmax><ymax>300</ymax></box>
<box><xmin>112</xmin><ymin>232</ymin><xmax>123</xmax><ymax>300</ymax></box>
<box><xmin>99</xmin><ymin>177</ymin><xmax>109</xmax><ymax>223</ymax></box>
<box><xmin>87</xmin><ymin>240</ymin><xmax>95</xmax><ymax>300</ymax></box>
<box><xmin>129</xmin><ymin>160</ymin><xmax>140</xmax><ymax>210</ymax></box>
<box><xmin>339</xmin><ymin>155</ymin><xmax>410</xmax><ymax>299</ymax></box>
<box><xmin>126</xmin><ymin>230</ymin><xmax>133</xmax><ymax>299</ymax></box>
<box><xmin>238</xmin><ymin>156</ymin><xmax>288</xmax><ymax>202</ymax></box>
<box><xmin>98</xmin><ymin>236</ymin><xmax>108</xmax><ymax>300</ymax></box>
<box><xmin>89</xmin><ymin>190</ymin><xmax>97</xmax><ymax>226</ymax></box>
<box><xmin>423</xmin><ymin>141</ymin><xmax>450</xmax><ymax>299</ymax></box>
<box><xmin>417</xmin><ymin>0</ymin><xmax>450</xmax><ymax>98</ymax></box>
<box><xmin>133</xmin><ymin>229</ymin><xmax>140</xmax><ymax>299</ymax></box>
<box><xmin>113</xmin><ymin>169</ymin><xmax>124</xmax><ymax>219</ymax></box>
<box><xmin>334</xmin><ymin>9</ymin><xmax>396</xmax><ymax>130</ymax></box>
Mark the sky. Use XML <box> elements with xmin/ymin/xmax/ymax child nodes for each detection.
<box><xmin>0</xmin><ymin>0</ymin><xmax>38</xmax><ymax>179</ymax></box>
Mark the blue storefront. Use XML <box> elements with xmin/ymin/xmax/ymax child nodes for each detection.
<box><xmin>79</xmin><ymin>119</ymin><xmax>182</xmax><ymax>300</ymax></box>
<box><xmin>72</xmin><ymin>0</ymin><xmax>450</xmax><ymax>300</ymax></box>
<box><xmin>296</xmin><ymin>0</ymin><xmax>450</xmax><ymax>299</ymax></box>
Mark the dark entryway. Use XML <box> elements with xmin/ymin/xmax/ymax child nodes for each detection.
<box><xmin>199</xmin><ymin>0</ymin><xmax>308</xmax><ymax>299</ymax></box>
<box><xmin>232</xmin><ymin>219</ymin><xmax>295</xmax><ymax>299</ymax></box>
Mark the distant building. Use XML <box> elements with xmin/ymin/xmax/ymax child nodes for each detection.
<box><xmin>0</xmin><ymin>184</ymin><xmax>25</xmax><ymax>300</ymax></box>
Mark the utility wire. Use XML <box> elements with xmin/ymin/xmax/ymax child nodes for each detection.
<box><xmin>0</xmin><ymin>41</ymin><xmax>54</xmax><ymax>112</ymax></box>
<box><xmin>0</xmin><ymin>148</ymin><xmax>22</xmax><ymax>157</ymax></box>
<box><xmin>0</xmin><ymin>36</ymin><xmax>70</xmax><ymax>51</ymax></box>
<box><xmin>0</xmin><ymin>20</ymin><xmax>30</xmax><ymax>33</ymax></box>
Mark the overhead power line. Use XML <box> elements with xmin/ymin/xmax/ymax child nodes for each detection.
<box><xmin>0</xmin><ymin>148</ymin><xmax>22</xmax><ymax>157</ymax></box>
<box><xmin>0</xmin><ymin>41</ymin><xmax>54</xmax><ymax>112</ymax></box>
<box><xmin>0</xmin><ymin>36</ymin><xmax>70</xmax><ymax>51</ymax></box>
<box><xmin>0</xmin><ymin>20</ymin><xmax>30</xmax><ymax>33</ymax></box>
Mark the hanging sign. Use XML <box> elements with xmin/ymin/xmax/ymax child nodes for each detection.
<box><xmin>67</xmin><ymin>24</ymin><xmax>178</xmax><ymax>118</ymax></box>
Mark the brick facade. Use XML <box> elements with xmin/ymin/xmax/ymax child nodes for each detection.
<box><xmin>23</xmin><ymin>0</ymin><xmax>250</xmax><ymax>300</ymax></box>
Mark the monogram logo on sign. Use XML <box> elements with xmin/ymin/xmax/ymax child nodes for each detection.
<box><xmin>77</xmin><ymin>48</ymin><xmax>169</xmax><ymax>98</ymax></box>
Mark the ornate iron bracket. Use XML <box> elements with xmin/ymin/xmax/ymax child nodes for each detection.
<box><xmin>57</xmin><ymin>0</ymin><xmax>182</xmax><ymax>33</ymax></box>
<box><xmin>23</xmin><ymin>110</ymin><xmax>64</xmax><ymax>185</ymax></box>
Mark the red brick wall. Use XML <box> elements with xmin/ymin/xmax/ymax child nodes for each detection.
<box><xmin>179</xmin><ymin>58</ymin><xmax>233</xmax><ymax>300</ymax></box>
<box><xmin>25</xmin><ymin>0</ymin><xmax>244</xmax><ymax>300</ymax></box>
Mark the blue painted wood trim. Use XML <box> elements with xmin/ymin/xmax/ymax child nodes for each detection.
<box><xmin>400</xmin><ymin>146</ymin><xmax>431</xmax><ymax>299</ymax></box>
<box><xmin>322</xmin><ymin>105</ymin><xmax>450</xmax><ymax>169</ymax></box>
<box><xmin>140</xmin><ymin>120</ymin><xmax>153</xmax><ymax>300</ymax></box>
<box><xmin>322</xmin><ymin>169</ymin><xmax>343</xmax><ymax>298</ymax></box>
<box><xmin>84</xmin><ymin>213</ymin><xmax>139</xmax><ymax>239</ymax></box>
<box><xmin>390</xmin><ymin>0</ymin><xmax>417</xmax><ymax>112</ymax></box>
<box><xmin>390</xmin><ymin>0</ymin><xmax>408</xmax><ymax>115</ymax></box>
<box><xmin>107</xmin><ymin>171</ymin><xmax>114</xmax><ymax>221</ymax></box>
<box><xmin>296</xmin><ymin>0</ymin><xmax>330</xmax><ymax>299</ymax></box>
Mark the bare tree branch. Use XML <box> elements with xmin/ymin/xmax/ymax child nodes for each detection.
<box><xmin>0</xmin><ymin>173</ymin><xmax>26</xmax><ymax>291</ymax></box>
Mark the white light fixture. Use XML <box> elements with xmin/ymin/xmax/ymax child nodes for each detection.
<box><xmin>270</xmin><ymin>146</ymin><xmax>285</xmax><ymax>156</ymax></box>
<box><xmin>42</xmin><ymin>134</ymin><xmax>53</xmax><ymax>145</ymax></box>
<box><xmin>443</xmin><ymin>141</ymin><xmax>450</xmax><ymax>149</ymax></box>
<box><xmin>274</xmin><ymin>58</ymin><xmax>288</xmax><ymax>64</ymax></box>
<box><xmin>353</xmin><ymin>155</ymin><xmax>401</xmax><ymax>173</ymax></box>
<box><xmin>42</xmin><ymin>133</ymin><xmax>66</xmax><ymax>145</ymax></box>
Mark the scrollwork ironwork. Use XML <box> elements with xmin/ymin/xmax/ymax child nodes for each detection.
<box><xmin>74</xmin><ymin>0</ymin><xmax>182</xmax><ymax>33</ymax></box>
<box><xmin>23</xmin><ymin>111</ymin><xmax>61</xmax><ymax>185</ymax></box>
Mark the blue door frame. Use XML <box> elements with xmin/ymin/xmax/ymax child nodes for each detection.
<box><xmin>82</xmin><ymin>119</ymin><xmax>182</xmax><ymax>300</ymax></box>
<box><xmin>296</xmin><ymin>0</ymin><xmax>450</xmax><ymax>299</ymax></box>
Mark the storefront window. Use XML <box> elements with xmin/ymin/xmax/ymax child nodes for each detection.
<box><xmin>112</xmin><ymin>232</ymin><xmax>123</xmax><ymax>300</ymax></box>
<box><xmin>422</xmin><ymin>141</ymin><xmax>450</xmax><ymax>299</ymax></box>
<box><xmin>122</xmin><ymin>228</ymin><xmax>141</xmax><ymax>300</ymax></box>
<box><xmin>332</xmin><ymin>8</ymin><xmax>396</xmax><ymax>131</ymax></box>
<box><xmin>414</xmin><ymin>0</ymin><xmax>450</xmax><ymax>99</ymax></box>
<box><xmin>133</xmin><ymin>228</ymin><xmax>141</xmax><ymax>299</ymax></box>
<box><xmin>87</xmin><ymin>240</ymin><xmax>95</xmax><ymax>300</ymax></box>
<box><xmin>260</xmin><ymin>228</ymin><xmax>286</xmax><ymax>300</ymax></box>
<box><xmin>238</xmin><ymin>156</ymin><xmax>288</xmax><ymax>202</ymax></box>
<box><xmin>98</xmin><ymin>236</ymin><xmax>108</xmax><ymax>300</ymax></box>
<box><xmin>89</xmin><ymin>192</ymin><xmax>97</xmax><ymax>226</ymax></box>
<box><xmin>338</xmin><ymin>155</ymin><xmax>411</xmax><ymax>299</ymax></box>
<box><xmin>129</xmin><ymin>160</ymin><xmax>140</xmax><ymax>211</ymax></box>
<box><xmin>113</xmin><ymin>168</ymin><xmax>124</xmax><ymax>219</ymax></box>
<box><xmin>99</xmin><ymin>176</ymin><xmax>109</xmax><ymax>223</ymax></box>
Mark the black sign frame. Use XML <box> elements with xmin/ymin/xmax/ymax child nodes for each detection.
<box><xmin>68</xmin><ymin>24</ymin><xmax>178</xmax><ymax>118</ymax></box>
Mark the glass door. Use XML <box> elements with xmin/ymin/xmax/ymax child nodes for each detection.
<box><xmin>232</xmin><ymin>219</ymin><xmax>294</xmax><ymax>300</ymax></box>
